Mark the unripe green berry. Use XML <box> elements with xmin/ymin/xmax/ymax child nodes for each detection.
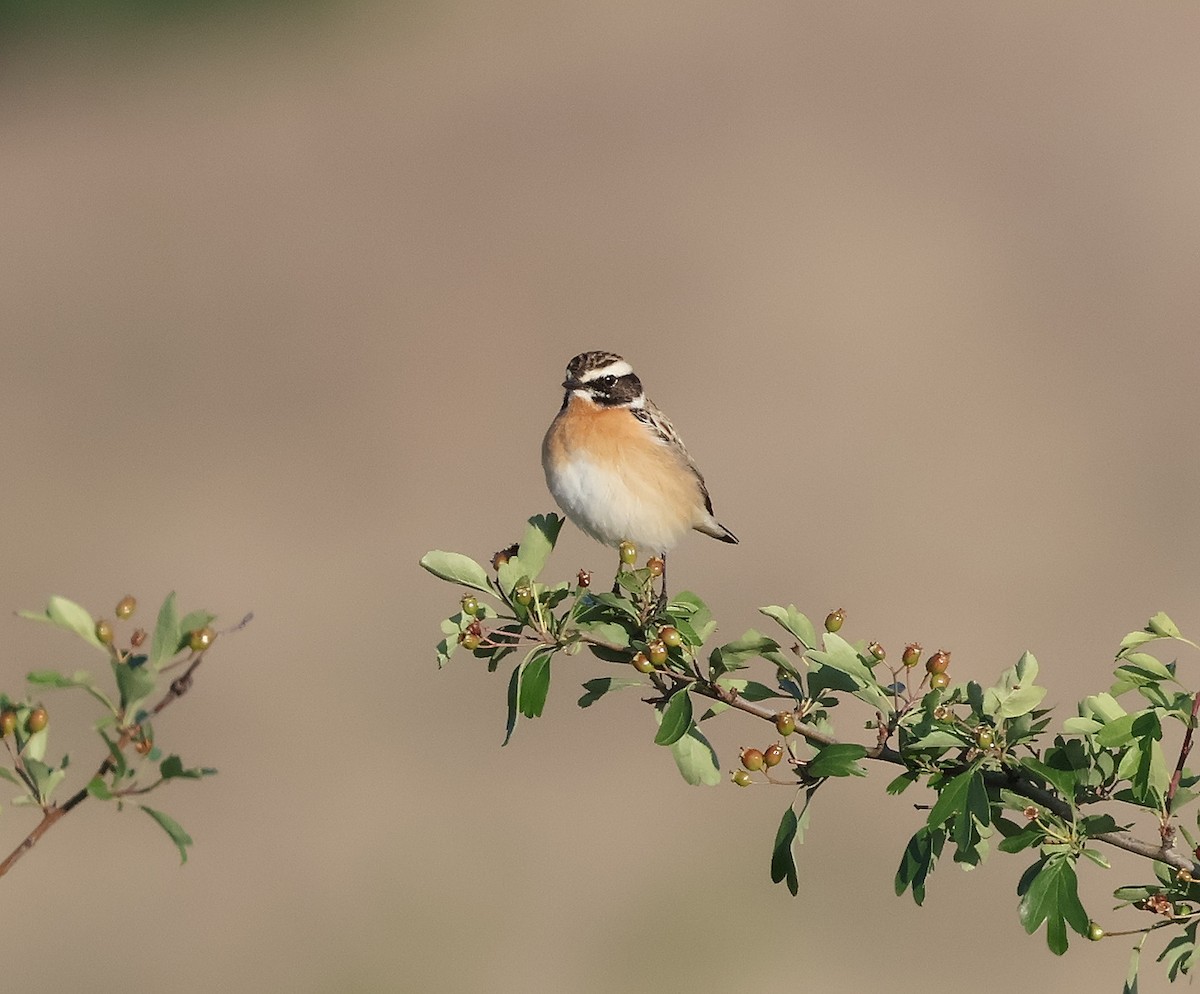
<box><xmin>618</xmin><ymin>541</ymin><xmax>637</xmax><ymax>565</ymax></box>
<box><xmin>824</xmin><ymin>608</ymin><xmax>845</xmax><ymax>633</ymax></box>
<box><xmin>188</xmin><ymin>627</ymin><xmax>215</xmax><ymax>652</ymax></box>
<box><xmin>95</xmin><ymin>619</ymin><xmax>114</xmax><ymax>645</ymax></box>
<box><xmin>26</xmin><ymin>708</ymin><xmax>48</xmax><ymax>734</ymax></box>
<box><xmin>647</xmin><ymin>641</ymin><xmax>668</xmax><ymax>667</ymax></box>
<box><xmin>461</xmin><ymin>632</ymin><xmax>481</xmax><ymax>651</ymax></box>
<box><xmin>868</xmin><ymin>641</ymin><xmax>885</xmax><ymax>661</ymax></box>
<box><xmin>929</xmin><ymin>671</ymin><xmax>950</xmax><ymax>691</ymax></box>
<box><xmin>1088</xmin><ymin>922</ymin><xmax>1105</xmax><ymax>942</ymax></box>
<box><xmin>775</xmin><ymin>711</ymin><xmax>796</xmax><ymax>736</ymax></box>
<box><xmin>1178</xmin><ymin>868</ymin><xmax>1194</xmax><ymax>884</ymax></box>
<box><xmin>732</xmin><ymin>770</ymin><xmax>753</xmax><ymax>787</ymax></box>
<box><xmin>659</xmin><ymin>626</ymin><xmax>683</xmax><ymax>649</ymax></box>
<box><xmin>0</xmin><ymin>710</ymin><xmax>16</xmax><ymax>737</ymax></box>
<box><xmin>763</xmin><ymin>743</ymin><xmax>785</xmax><ymax>768</ymax></box>
<box><xmin>631</xmin><ymin>652</ymin><xmax>654</xmax><ymax>674</ymax></box>
<box><xmin>115</xmin><ymin>595</ymin><xmax>137</xmax><ymax>620</ymax></box>
<box><xmin>646</xmin><ymin>557</ymin><xmax>665</xmax><ymax>578</ymax></box>
<box><xmin>976</xmin><ymin>727</ymin><xmax>995</xmax><ymax>749</ymax></box>
<box><xmin>902</xmin><ymin>642</ymin><xmax>922</xmax><ymax>668</ymax></box>
<box><xmin>740</xmin><ymin>748</ymin><xmax>765</xmax><ymax>772</ymax></box>
<box><xmin>514</xmin><ymin>585</ymin><xmax>533</xmax><ymax>606</ymax></box>
<box><xmin>925</xmin><ymin>650</ymin><xmax>950</xmax><ymax>675</ymax></box>
<box><xmin>460</xmin><ymin>594</ymin><xmax>479</xmax><ymax>617</ymax></box>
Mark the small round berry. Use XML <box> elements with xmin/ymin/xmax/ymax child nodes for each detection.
<box><xmin>763</xmin><ymin>743</ymin><xmax>785</xmax><ymax>768</ymax></box>
<box><xmin>618</xmin><ymin>541</ymin><xmax>638</xmax><ymax>565</ymax></box>
<box><xmin>0</xmin><ymin>710</ymin><xmax>16</xmax><ymax>737</ymax></box>
<box><xmin>740</xmin><ymin>748</ymin><xmax>765</xmax><ymax>772</ymax></box>
<box><xmin>902</xmin><ymin>642</ymin><xmax>923</xmax><ymax>668</ymax></box>
<box><xmin>576</xmin><ymin>569</ymin><xmax>591</xmax><ymax>589</ymax></box>
<box><xmin>188</xmin><ymin>627</ymin><xmax>215</xmax><ymax>652</ymax></box>
<box><xmin>115</xmin><ymin>595</ymin><xmax>137</xmax><ymax>620</ymax></box>
<box><xmin>976</xmin><ymin>727</ymin><xmax>995</xmax><ymax>749</ymax></box>
<box><xmin>824</xmin><ymin>608</ymin><xmax>845</xmax><ymax>633</ymax></box>
<box><xmin>134</xmin><ymin>737</ymin><xmax>153</xmax><ymax>756</ymax></box>
<box><xmin>659</xmin><ymin>626</ymin><xmax>683</xmax><ymax>649</ymax></box>
<box><xmin>732</xmin><ymin>769</ymin><xmax>753</xmax><ymax>787</ymax></box>
<box><xmin>460</xmin><ymin>594</ymin><xmax>479</xmax><ymax>617</ymax></box>
<box><xmin>1178</xmin><ymin>868</ymin><xmax>1194</xmax><ymax>884</ymax></box>
<box><xmin>775</xmin><ymin>711</ymin><xmax>796</xmax><ymax>736</ymax></box>
<box><xmin>26</xmin><ymin>708</ymin><xmax>48</xmax><ymax>734</ymax></box>
<box><xmin>929</xmin><ymin>671</ymin><xmax>950</xmax><ymax>690</ymax></box>
<box><xmin>95</xmin><ymin>619</ymin><xmax>114</xmax><ymax>645</ymax></box>
<box><xmin>460</xmin><ymin>632</ymin><xmax>482</xmax><ymax>651</ymax></box>
<box><xmin>647</xmin><ymin>641</ymin><xmax>668</xmax><ymax>667</ymax></box>
<box><xmin>925</xmin><ymin>650</ymin><xmax>951</xmax><ymax>675</ymax></box>
<box><xmin>631</xmin><ymin>652</ymin><xmax>655</xmax><ymax>674</ymax></box>
<box><xmin>646</xmin><ymin>557</ymin><xmax>665</xmax><ymax>578</ymax></box>
<box><xmin>130</xmin><ymin>628</ymin><xmax>147</xmax><ymax>648</ymax></box>
<box><xmin>868</xmin><ymin>641</ymin><xmax>886</xmax><ymax>661</ymax></box>
<box><xmin>1088</xmin><ymin>922</ymin><xmax>1105</xmax><ymax>942</ymax></box>
<box><xmin>514</xmin><ymin>585</ymin><xmax>533</xmax><ymax>606</ymax></box>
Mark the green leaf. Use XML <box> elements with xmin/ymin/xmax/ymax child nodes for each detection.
<box><xmin>807</xmin><ymin>633</ymin><xmax>894</xmax><ymax>716</ymax></box>
<box><xmin>87</xmin><ymin>776</ymin><xmax>114</xmax><ymax>800</ymax></box>
<box><xmin>502</xmin><ymin>663</ymin><xmax>521</xmax><ymax>746</ymax></box>
<box><xmin>140</xmin><ymin>806</ymin><xmax>193</xmax><ymax>864</ymax></box>
<box><xmin>1021</xmin><ymin>757</ymin><xmax>1078</xmax><ymax>805</ymax></box>
<box><xmin>159</xmin><ymin>755</ymin><xmax>215</xmax><ymax>780</ymax></box>
<box><xmin>517</xmin><ymin>648</ymin><xmax>553</xmax><ymax>719</ymax></box>
<box><xmin>927</xmin><ymin>767</ymin><xmax>977</xmax><ymax>828</ymax></box>
<box><xmin>26</xmin><ymin>669</ymin><xmax>117</xmax><ymax>714</ymax></box>
<box><xmin>578</xmin><ymin>677</ymin><xmax>644</xmax><ymax>708</ymax></box>
<box><xmin>886</xmin><ymin>772</ymin><xmax>918</xmax><ymax>795</ymax></box>
<box><xmin>1147</xmin><ymin>611</ymin><xmax>1181</xmax><ymax>639</ymax></box>
<box><xmin>19</xmin><ymin>596</ymin><xmax>107</xmax><ymax>653</ymax></box>
<box><xmin>112</xmin><ymin>658</ymin><xmax>156</xmax><ymax>719</ymax></box>
<box><xmin>516</xmin><ymin>514</ymin><xmax>562</xmax><ymax>582</ymax></box>
<box><xmin>806</xmin><ymin>743</ymin><xmax>868</xmax><ymax>778</ymax></box>
<box><xmin>149</xmin><ymin>592</ymin><xmax>181</xmax><ymax>670</ymax></box>
<box><xmin>1097</xmin><ymin>713</ymin><xmax>1140</xmax><ymax>748</ymax></box>
<box><xmin>1018</xmin><ymin>855</ymin><xmax>1090</xmax><ymax>955</ymax></box>
<box><xmin>419</xmin><ymin>551</ymin><xmax>492</xmax><ymax>593</ymax></box>
<box><xmin>758</xmin><ymin>605</ymin><xmax>817</xmax><ymax>649</ymax></box>
<box><xmin>895</xmin><ymin>826</ymin><xmax>945</xmax><ymax>905</ymax></box>
<box><xmin>654</xmin><ymin>690</ymin><xmax>693</xmax><ymax>746</ymax></box>
<box><xmin>708</xmin><ymin>630</ymin><xmax>782</xmax><ymax>678</ymax></box>
<box><xmin>1123</xmin><ymin>943</ymin><xmax>1140</xmax><ymax>994</ymax></box>
<box><xmin>666</xmin><ymin>721</ymin><xmax>720</xmax><ymax>786</ymax></box>
<box><xmin>23</xmin><ymin>759</ymin><xmax>65</xmax><ymax>804</ymax></box>
<box><xmin>771</xmin><ymin>806</ymin><xmax>799</xmax><ymax>895</ymax></box>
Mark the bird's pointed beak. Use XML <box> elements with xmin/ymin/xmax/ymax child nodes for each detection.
<box><xmin>562</xmin><ymin>376</ymin><xmax>583</xmax><ymax>391</ymax></box>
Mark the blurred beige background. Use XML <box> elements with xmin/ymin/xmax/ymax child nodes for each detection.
<box><xmin>2</xmin><ymin>2</ymin><xmax>1198</xmax><ymax>991</ymax></box>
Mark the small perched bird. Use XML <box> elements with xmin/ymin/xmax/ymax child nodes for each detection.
<box><xmin>542</xmin><ymin>351</ymin><xmax>737</xmax><ymax>588</ymax></box>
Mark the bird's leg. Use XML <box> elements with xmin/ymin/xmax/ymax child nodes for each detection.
<box><xmin>654</xmin><ymin>551</ymin><xmax>669</xmax><ymax>614</ymax></box>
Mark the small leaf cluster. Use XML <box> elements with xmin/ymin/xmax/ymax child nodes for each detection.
<box><xmin>8</xmin><ymin>592</ymin><xmax>224</xmax><ymax>865</ymax></box>
<box><xmin>423</xmin><ymin>515</ymin><xmax>1200</xmax><ymax>991</ymax></box>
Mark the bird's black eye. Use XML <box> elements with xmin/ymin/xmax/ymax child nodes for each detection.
<box><xmin>600</xmin><ymin>375</ymin><xmax>617</xmax><ymax>388</ymax></box>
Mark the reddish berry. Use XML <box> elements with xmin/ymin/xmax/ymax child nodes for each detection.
<box><xmin>775</xmin><ymin>712</ymin><xmax>796</xmax><ymax>736</ymax></box>
<box><xmin>740</xmin><ymin>748</ymin><xmax>765</xmax><ymax>772</ymax></box>
<box><xmin>576</xmin><ymin>569</ymin><xmax>591</xmax><ymax>589</ymax></box>
<box><xmin>925</xmin><ymin>650</ymin><xmax>950</xmax><ymax>675</ymax></box>
<box><xmin>0</xmin><ymin>710</ymin><xmax>16</xmax><ymax>737</ymax></box>
<box><xmin>902</xmin><ymin>643</ymin><xmax>922</xmax><ymax>668</ymax></box>
<box><xmin>659</xmin><ymin>626</ymin><xmax>683</xmax><ymax>649</ymax></box>
<box><xmin>763</xmin><ymin>743</ymin><xmax>785</xmax><ymax>768</ymax></box>
<box><xmin>134</xmin><ymin>737</ymin><xmax>153</xmax><ymax>756</ymax></box>
<box><xmin>115</xmin><ymin>595</ymin><xmax>137</xmax><ymax>620</ymax></box>
<box><xmin>647</xmin><ymin>557</ymin><xmax>665</xmax><ymax>578</ymax></box>
<box><xmin>631</xmin><ymin>652</ymin><xmax>654</xmax><ymax>674</ymax></box>
<box><xmin>460</xmin><ymin>632</ymin><xmax>481</xmax><ymax>651</ymax></box>
<box><xmin>824</xmin><ymin>608</ymin><xmax>845</xmax><ymax>633</ymax></box>
<box><xmin>130</xmin><ymin>628</ymin><xmax>147</xmax><ymax>648</ymax></box>
<box><xmin>26</xmin><ymin>708</ymin><xmax>48</xmax><ymax>734</ymax></box>
<box><xmin>647</xmin><ymin>641</ymin><xmax>668</xmax><ymax>667</ymax></box>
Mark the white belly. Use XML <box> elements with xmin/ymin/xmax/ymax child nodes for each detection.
<box><xmin>546</xmin><ymin>453</ymin><xmax>693</xmax><ymax>553</ymax></box>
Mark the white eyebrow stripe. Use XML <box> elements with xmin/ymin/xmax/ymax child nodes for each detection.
<box><xmin>580</xmin><ymin>359</ymin><xmax>634</xmax><ymax>381</ymax></box>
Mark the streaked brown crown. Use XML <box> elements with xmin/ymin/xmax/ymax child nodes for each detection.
<box><xmin>561</xmin><ymin>351</ymin><xmax>644</xmax><ymax>408</ymax></box>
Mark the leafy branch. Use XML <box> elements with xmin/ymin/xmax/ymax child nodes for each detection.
<box><xmin>0</xmin><ymin>592</ymin><xmax>248</xmax><ymax>878</ymax></box>
<box><xmin>424</xmin><ymin>513</ymin><xmax>1200</xmax><ymax>990</ymax></box>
